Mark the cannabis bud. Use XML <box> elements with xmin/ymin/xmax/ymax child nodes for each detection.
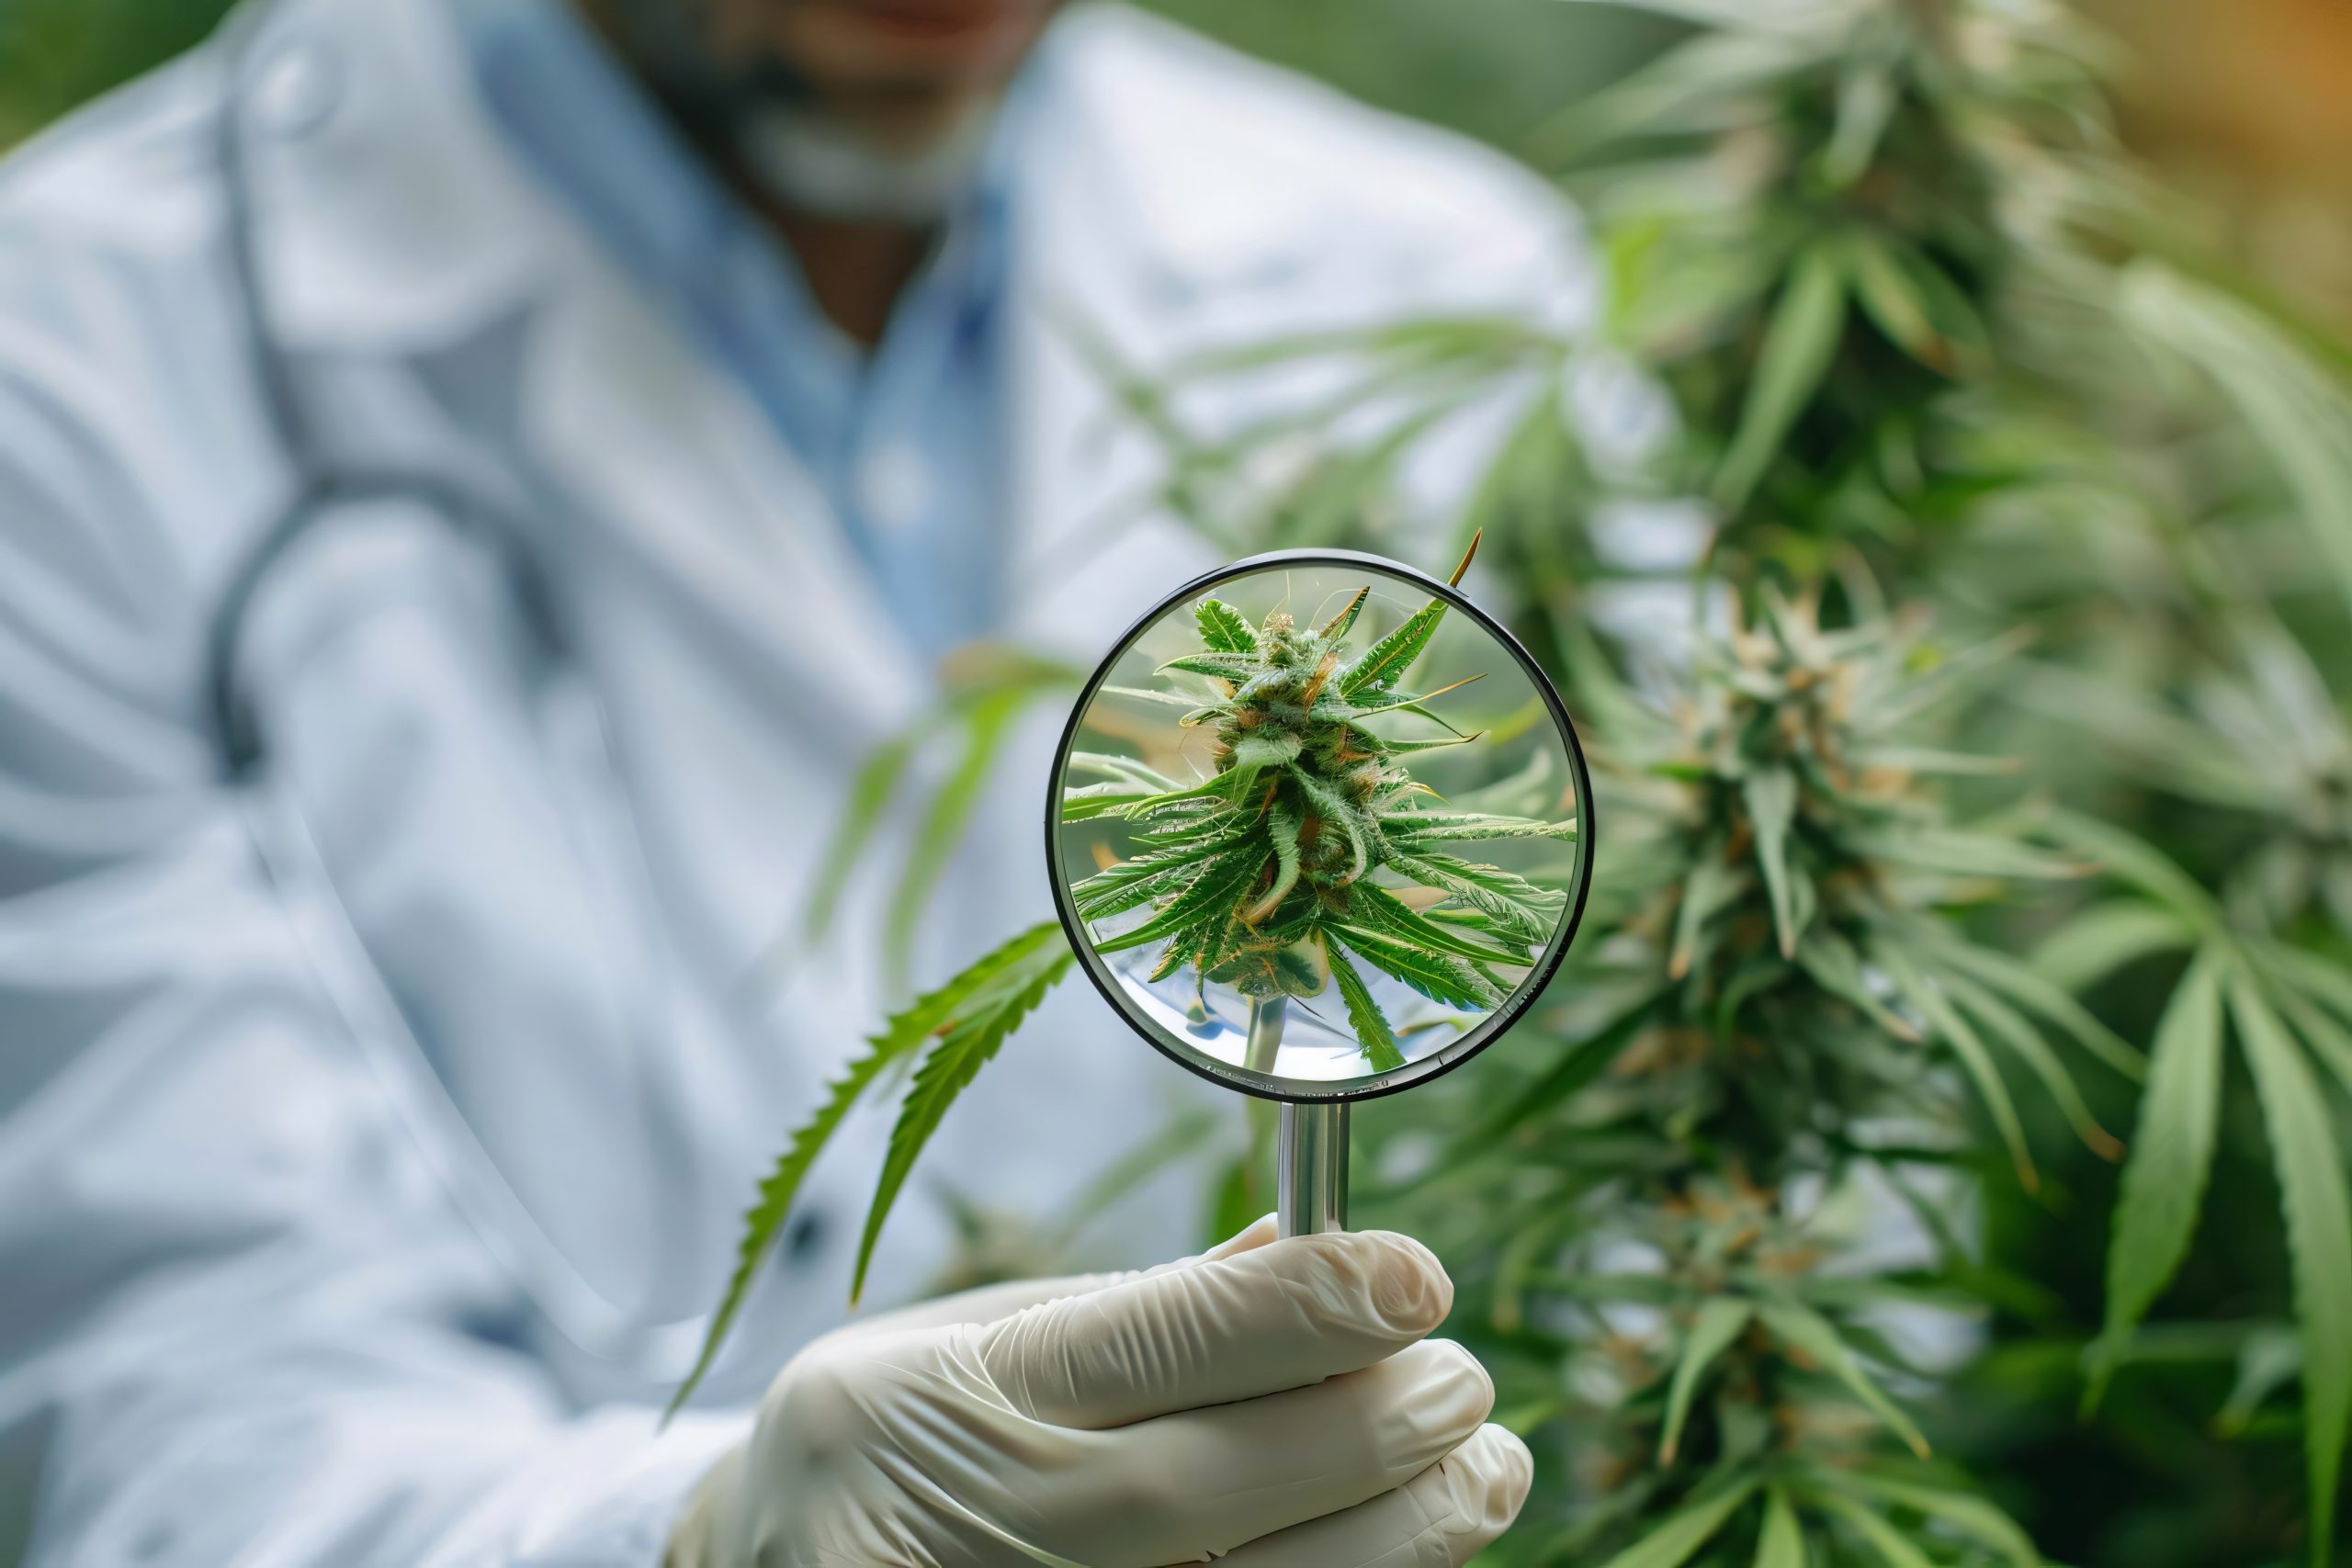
<box><xmin>1063</xmin><ymin>553</ymin><xmax>1577</xmax><ymax>1070</ymax></box>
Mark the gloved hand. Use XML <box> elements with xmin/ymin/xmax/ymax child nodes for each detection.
<box><xmin>666</xmin><ymin>1216</ymin><xmax>1531</xmax><ymax>1566</ymax></box>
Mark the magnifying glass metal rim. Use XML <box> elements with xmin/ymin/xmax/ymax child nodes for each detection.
<box><xmin>1043</xmin><ymin>547</ymin><xmax>1598</xmax><ymax>1108</ymax></box>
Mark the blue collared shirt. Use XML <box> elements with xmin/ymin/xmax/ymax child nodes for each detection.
<box><xmin>458</xmin><ymin>0</ymin><xmax>1011</xmax><ymax>665</ymax></box>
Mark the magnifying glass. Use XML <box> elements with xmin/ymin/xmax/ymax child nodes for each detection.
<box><xmin>1046</xmin><ymin>547</ymin><xmax>1594</xmax><ymax>1238</ymax></box>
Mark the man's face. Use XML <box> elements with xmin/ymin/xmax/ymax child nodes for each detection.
<box><xmin>733</xmin><ymin>0</ymin><xmax>1058</xmax><ymax>101</ymax></box>
<box><xmin>603</xmin><ymin>0</ymin><xmax>1063</xmax><ymax>140</ymax></box>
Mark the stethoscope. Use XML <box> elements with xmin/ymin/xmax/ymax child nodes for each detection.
<box><xmin>203</xmin><ymin>6</ymin><xmax>724</xmax><ymax>1377</ymax></box>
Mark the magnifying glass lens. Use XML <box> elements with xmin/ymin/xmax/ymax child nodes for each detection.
<box><xmin>1048</xmin><ymin>555</ymin><xmax>1590</xmax><ymax>1103</ymax></box>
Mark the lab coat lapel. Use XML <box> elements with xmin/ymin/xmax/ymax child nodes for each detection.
<box><xmin>997</xmin><ymin>8</ymin><xmax>1339</xmax><ymax>663</ymax></box>
<box><xmin>521</xmin><ymin>258</ymin><xmax>929</xmax><ymax>739</ymax></box>
<box><xmin>234</xmin><ymin>0</ymin><xmax>926</xmax><ymax>744</ymax></box>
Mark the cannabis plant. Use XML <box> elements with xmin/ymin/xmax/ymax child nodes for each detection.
<box><xmin>1352</xmin><ymin>589</ymin><xmax>2124</xmax><ymax>1567</ymax></box>
<box><xmin>675</xmin><ymin>542</ymin><xmax>1576</xmax><ymax>1407</ymax></box>
<box><xmin>1065</xmin><ymin>549</ymin><xmax>1576</xmax><ymax>1070</ymax></box>
<box><xmin>1089</xmin><ymin>0</ymin><xmax>2352</xmax><ymax>1559</ymax></box>
<box><xmin>684</xmin><ymin>1</ymin><xmax>2352</xmax><ymax>1559</ymax></box>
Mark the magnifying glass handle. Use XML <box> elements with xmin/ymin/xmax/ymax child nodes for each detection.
<box><xmin>1279</xmin><ymin>1101</ymin><xmax>1350</xmax><ymax>1236</ymax></box>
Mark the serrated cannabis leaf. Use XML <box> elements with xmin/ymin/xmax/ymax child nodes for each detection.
<box><xmin>1595</xmin><ymin>1479</ymin><xmax>1759</xmax><ymax>1568</ymax></box>
<box><xmin>1340</xmin><ymin>595</ymin><xmax>1448</xmax><ymax>696</ymax></box>
<box><xmin>884</xmin><ymin>686</ymin><xmax>1028</xmax><ymax>993</ymax></box>
<box><xmin>2087</xmin><ymin>945</ymin><xmax>2223</xmax><ymax>1405</ymax></box>
<box><xmin>1760</xmin><ymin>1298</ymin><xmax>1930</xmax><ymax>1459</ymax></box>
<box><xmin>1745</xmin><ymin>767</ymin><xmax>1801</xmax><ymax>957</ymax></box>
<box><xmin>1324</xmin><ymin>939</ymin><xmax>1407</xmax><ymax>1072</ymax></box>
<box><xmin>1754</xmin><ymin>1487</ymin><xmax>1806</xmax><ymax>1568</ymax></box>
<box><xmin>1809</xmin><ymin>1493</ymin><xmax>1938</xmax><ymax>1568</ymax></box>
<box><xmin>851</xmin><ymin>934</ymin><xmax>1077</xmax><ymax>1304</ymax></box>
<box><xmin>1194</xmin><ymin>596</ymin><xmax>1258</xmax><ymax>655</ymax></box>
<box><xmin>1713</xmin><ymin>242</ymin><xmax>1844</xmax><ymax>512</ymax></box>
<box><xmin>2232</xmin><ymin>974</ymin><xmax>2352</xmax><ymax>1564</ymax></box>
<box><xmin>1659</xmin><ymin>1297</ymin><xmax>1753</xmax><ymax>1463</ymax></box>
<box><xmin>1819</xmin><ymin>1470</ymin><xmax>2041</xmax><ymax>1567</ymax></box>
<box><xmin>671</xmin><ymin>920</ymin><xmax>1068</xmax><ymax>1414</ymax></box>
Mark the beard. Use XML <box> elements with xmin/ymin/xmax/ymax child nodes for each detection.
<box><xmin>592</xmin><ymin>0</ymin><xmax>1008</xmax><ymax>223</ymax></box>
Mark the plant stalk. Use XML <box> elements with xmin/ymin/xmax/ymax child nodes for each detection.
<box><xmin>1244</xmin><ymin>996</ymin><xmax>1287</xmax><ymax>1074</ymax></box>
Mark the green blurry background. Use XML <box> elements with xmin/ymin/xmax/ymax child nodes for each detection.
<box><xmin>3</xmin><ymin>3</ymin><xmax>2347</xmax><ymax>1565</ymax></box>
<box><xmin>3</xmin><ymin>0</ymin><xmax>2346</xmax><ymax>321</ymax></box>
<box><xmin>0</xmin><ymin>0</ymin><xmax>1676</xmax><ymax>149</ymax></box>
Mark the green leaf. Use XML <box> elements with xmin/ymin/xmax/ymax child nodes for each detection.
<box><xmin>801</xmin><ymin>730</ymin><xmax>919</xmax><ymax>943</ymax></box>
<box><xmin>2217</xmin><ymin>1325</ymin><xmax>2304</xmax><ymax>1438</ymax></box>
<box><xmin>1847</xmin><ymin>237</ymin><xmax>1986</xmax><ymax>377</ymax></box>
<box><xmin>1227</xmin><ymin>728</ymin><xmax>1306</xmax><ymax>784</ymax></box>
<box><xmin>2123</xmin><ymin>262</ymin><xmax>2352</xmax><ymax>622</ymax></box>
<box><xmin>1062</xmin><ymin>751</ymin><xmax>1180</xmax><ymax>793</ymax></box>
<box><xmin>2088</xmin><ymin>946</ymin><xmax>2224</xmax><ymax>1407</ymax></box>
<box><xmin>1808</xmin><ymin>1493</ymin><xmax>1936</xmax><ymax>1568</ymax></box>
<box><xmin>1094</xmin><ymin>842</ymin><xmax>1270</xmax><ymax>954</ymax></box>
<box><xmin>1745</xmin><ymin>767</ymin><xmax>1802</xmax><ymax>957</ymax></box>
<box><xmin>2266</xmin><ymin>943</ymin><xmax>2352</xmax><ymax>1030</ymax></box>
<box><xmin>1316</xmin><ymin>583</ymin><xmax>1371</xmax><ymax>643</ymax></box>
<box><xmin>1374</xmin><ymin>731</ymin><xmax>1483</xmax><ymax>757</ymax></box>
<box><xmin>1659</xmin><ymin>1297</ymin><xmax>1754</xmax><ymax>1463</ymax></box>
<box><xmin>1820</xmin><ymin>62</ymin><xmax>1895</xmax><ymax>186</ymax></box>
<box><xmin>1099</xmin><ymin>683</ymin><xmax>1206</xmax><ymax>710</ymax></box>
<box><xmin>1934</xmin><ymin>936</ymin><xmax>2147</xmax><ymax>1080</ymax></box>
<box><xmin>1074</xmin><ymin>831</ymin><xmax>1256</xmax><ymax>920</ymax></box>
<box><xmin>2259</xmin><ymin>945</ymin><xmax>2352</xmax><ymax>1096</ymax></box>
<box><xmin>1941</xmin><ymin>967</ymin><xmax>2121</xmax><ymax>1161</ymax></box>
<box><xmin>1713</xmin><ymin>243</ymin><xmax>1845</xmax><ymax>513</ymax></box>
<box><xmin>1325</xmin><ymin>940</ymin><xmax>1408</xmax><ymax>1072</ymax></box>
<box><xmin>1386</xmin><ymin>851</ymin><xmax>1555</xmax><ymax>943</ymax></box>
<box><xmin>1759</xmin><ymin>1298</ymin><xmax>1930</xmax><ymax>1459</ymax></box>
<box><xmin>1594</xmin><ymin>1478</ymin><xmax>1760</xmax><ymax>1568</ymax></box>
<box><xmin>1755</xmin><ymin>1486</ymin><xmax>1807</xmax><ymax>1568</ymax></box>
<box><xmin>1818</xmin><ymin>1470</ymin><xmax>2041</xmax><ymax>1566</ymax></box>
<box><xmin>2231</xmin><ymin>972</ymin><xmax>2352</xmax><ymax>1562</ymax></box>
<box><xmin>2030</xmin><ymin>901</ymin><xmax>2198</xmax><ymax>994</ymax></box>
<box><xmin>1340</xmin><ymin>593</ymin><xmax>1449</xmax><ymax>696</ymax></box>
<box><xmin>1347</xmin><ymin>882</ymin><xmax>1531</xmax><ymax>965</ymax></box>
<box><xmin>1381</xmin><ymin>811</ymin><xmax>1577</xmax><ymax>845</ymax></box>
<box><xmin>852</xmin><ymin>937</ymin><xmax>1078</xmax><ymax>1303</ymax></box>
<box><xmin>2273</xmin><ymin>982</ymin><xmax>2352</xmax><ymax>1101</ymax></box>
<box><xmin>885</xmin><ymin>687</ymin><xmax>1028</xmax><ymax>993</ymax></box>
<box><xmin>1878</xmin><ymin>942</ymin><xmax>2036</xmax><ymax>1190</ymax></box>
<box><xmin>2042</xmin><ymin>808</ymin><xmax>2222</xmax><ymax>930</ymax></box>
<box><xmin>1795</xmin><ymin>929</ymin><xmax>1918</xmax><ymax>1043</ymax></box>
<box><xmin>1195</xmin><ymin>597</ymin><xmax>1258</xmax><ymax>655</ymax></box>
<box><xmin>673</xmin><ymin>920</ymin><xmax>1065</xmax><ymax>1414</ymax></box>
<box><xmin>1243</xmin><ymin>806</ymin><xmax>1304</xmax><ymax>924</ymax></box>
<box><xmin>1331</xmin><ymin>926</ymin><xmax>1502</xmax><ymax>1011</ymax></box>
<box><xmin>1672</xmin><ymin>838</ymin><xmax>1743</xmax><ymax>982</ymax></box>
<box><xmin>1159</xmin><ymin>651</ymin><xmax>1261</xmax><ymax>683</ymax></box>
<box><xmin>1059</xmin><ymin>782</ymin><xmax>1160</xmax><ymax>822</ymax></box>
<box><xmin>1291</xmin><ymin>768</ymin><xmax>1374</xmax><ymax>882</ymax></box>
<box><xmin>1848</xmin><ymin>827</ymin><xmax>2081</xmax><ymax>882</ymax></box>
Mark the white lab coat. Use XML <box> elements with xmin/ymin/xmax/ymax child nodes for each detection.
<box><xmin>0</xmin><ymin>0</ymin><xmax>1594</xmax><ymax>1560</ymax></box>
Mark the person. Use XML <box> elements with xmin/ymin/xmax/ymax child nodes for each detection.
<box><xmin>0</xmin><ymin>0</ymin><xmax>1600</xmax><ymax>1560</ymax></box>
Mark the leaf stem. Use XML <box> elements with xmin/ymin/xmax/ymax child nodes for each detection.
<box><xmin>1245</xmin><ymin>996</ymin><xmax>1288</xmax><ymax>1074</ymax></box>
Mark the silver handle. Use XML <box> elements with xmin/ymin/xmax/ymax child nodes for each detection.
<box><xmin>1278</xmin><ymin>1100</ymin><xmax>1350</xmax><ymax>1236</ymax></box>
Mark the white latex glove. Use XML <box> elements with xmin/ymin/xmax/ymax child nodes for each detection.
<box><xmin>667</xmin><ymin>1217</ymin><xmax>1532</xmax><ymax>1567</ymax></box>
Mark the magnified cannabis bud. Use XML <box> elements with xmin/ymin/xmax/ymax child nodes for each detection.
<box><xmin>674</xmin><ymin>543</ymin><xmax>1577</xmax><ymax>1410</ymax></box>
<box><xmin>1064</xmin><ymin>542</ymin><xmax>1577</xmax><ymax>1071</ymax></box>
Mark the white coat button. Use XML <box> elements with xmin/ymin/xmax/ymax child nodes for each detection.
<box><xmin>248</xmin><ymin>39</ymin><xmax>343</xmax><ymax>141</ymax></box>
<box><xmin>857</xmin><ymin>443</ymin><xmax>932</xmax><ymax>538</ymax></box>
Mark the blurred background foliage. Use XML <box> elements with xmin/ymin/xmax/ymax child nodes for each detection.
<box><xmin>7</xmin><ymin>3</ymin><xmax>2349</xmax><ymax>1566</ymax></box>
<box><xmin>5</xmin><ymin>0</ymin><xmax>2348</xmax><ymax>331</ymax></box>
